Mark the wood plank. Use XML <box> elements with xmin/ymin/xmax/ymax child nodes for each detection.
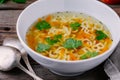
<box><xmin>0</xmin><ymin>10</ymin><xmax>22</xmax><ymax>33</ymax></box>
<box><xmin>0</xmin><ymin>33</ymin><xmax>17</xmax><ymax>44</ymax></box>
<box><xmin>0</xmin><ymin>0</ymin><xmax>36</xmax><ymax>10</ymax></box>
<box><xmin>112</xmin><ymin>7</ymin><xmax>120</xmax><ymax>16</ymax></box>
<box><xmin>0</xmin><ymin>10</ymin><xmax>22</xmax><ymax>26</ymax></box>
<box><xmin>0</xmin><ymin>0</ymin><xmax>119</xmax><ymax>10</ymax></box>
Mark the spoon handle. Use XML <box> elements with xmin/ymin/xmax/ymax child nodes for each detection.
<box><xmin>21</xmin><ymin>49</ymin><xmax>37</xmax><ymax>80</ymax></box>
<box><xmin>17</xmin><ymin>63</ymin><xmax>43</xmax><ymax>80</ymax></box>
<box><xmin>21</xmin><ymin>49</ymin><xmax>36</xmax><ymax>74</ymax></box>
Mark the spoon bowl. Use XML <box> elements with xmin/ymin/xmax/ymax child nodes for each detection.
<box><xmin>3</xmin><ymin>37</ymin><xmax>36</xmax><ymax>78</ymax></box>
<box><xmin>0</xmin><ymin>46</ymin><xmax>43</xmax><ymax>80</ymax></box>
<box><xmin>0</xmin><ymin>46</ymin><xmax>21</xmax><ymax>71</ymax></box>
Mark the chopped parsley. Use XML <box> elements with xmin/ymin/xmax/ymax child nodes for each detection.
<box><xmin>70</xmin><ymin>22</ymin><xmax>81</xmax><ymax>30</ymax></box>
<box><xmin>46</xmin><ymin>34</ymin><xmax>62</xmax><ymax>45</ymax></box>
<box><xmin>45</xmin><ymin>37</ymin><xmax>58</xmax><ymax>45</ymax></box>
<box><xmin>13</xmin><ymin>0</ymin><xmax>26</xmax><ymax>3</ymax></box>
<box><xmin>36</xmin><ymin>43</ymin><xmax>51</xmax><ymax>52</ymax></box>
<box><xmin>96</xmin><ymin>30</ymin><xmax>108</xmax><ymax>40</ymax></box>
<box><xmin>0</xmin><ymin>0</ymin><xmax>5</xmax><ymax>4</ymax></box>
<box><xmin>80</xmin><ymin>51</ymin><xmax>98</xmax><ymax>59</ymax></box>
<box><xmin>35</xmin><ymin>20</ymin><xmax>51</xmax><ymax>30</ymax></box>
<box><xmin>0</xmin><ymin>0</ymin><xmax>26</xmax><ymax>4</ymax></box>
<box><xmin>63</xmin><ymin>38</ymin><xmax>82</xmax><ymax>49</ymax></box>
<box><xmin>54</xmin><ymin>34</ymin><xmax>62</xmax><ymax>40</ymax></box>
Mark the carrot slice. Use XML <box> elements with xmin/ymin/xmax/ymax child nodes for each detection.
<box><xmin>46</xmin><ymin>15</ymin><xmax>52</xmax><ymax>22</ymax></box>
<box><xmin>69</xmin><ymin>53</ymin><xmax>77</xmax><ymax>61</ymax></box>
<box><xmin>77</xmin><ymin>30</ymin><xmax>91</xmax><ymax>39</ymax></box>
<box><xmin>100</xmin><ymin>38</ymin><xmax>112</xmax><ymax>54</ymax></box>
<box><xmin>26</xmin><ymin>35</ymin><xmax>37</xmax><ymax>50</ymax></box>
<box><xmin>50</xmin><ymin>21</ymin><xmax>60</xmax><ymax>27</ymax></box>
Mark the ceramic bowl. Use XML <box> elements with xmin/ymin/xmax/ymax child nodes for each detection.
<box><xmin>17</xmin><ymin>0</ymin><xmax>120</xmax><ymax>76</ymax></box>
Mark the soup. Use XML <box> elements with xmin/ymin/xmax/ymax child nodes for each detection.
<box><xmin>26</xmin><ymin>12</ymin><xmax>112</xmax><ymax>61</ymax></box>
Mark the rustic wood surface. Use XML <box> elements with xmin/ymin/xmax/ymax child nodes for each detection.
<box><xmin>0</xmin><ymin>0</ymin><xmax>120</xmax><ymax>80</ymax></box>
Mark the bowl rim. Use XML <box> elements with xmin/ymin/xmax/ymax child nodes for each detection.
<box><xmin>17</xmin><ymin>0</ymin><xmax>120</xmax><ymax>63</ymax></box>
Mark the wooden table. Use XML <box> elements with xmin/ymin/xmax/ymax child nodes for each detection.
<box><xmin>0</xmin><ymin>1</ymin><xmax>120</xmax><ymax>80</ymax></box>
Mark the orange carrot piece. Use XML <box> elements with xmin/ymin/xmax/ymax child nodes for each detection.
<box><xmin>100</xmin><ymin>47</ymin><xmax>109</xmax><ymax>54</ymax></box>
<box><xmin>61</xmin><ymin>49</ymin><xmax>65</xmax><ymax>53</ymax></box>
<box><xmin>76</xmin><ymin>30</ymin><xmax>84</xmax><ymax>39</ymax></box>
<box><xmin>100</xmin><ymin>38</ymin><xmax>112</xmax><ymax>54</ymax></box>
<box><xmin>46</xmin><ymin>15</ymin><xmax>52</xmax><ymax>22</ymax></box>
<box><xmin>26</xmin><ymin>35</ymin><xmax>37</xmax><ymax>50</ymax></box>
<box><xmin>51</xmin><ymin>21</ymin><xmax>60</xmax><ymax>27</ymax></box>
<box><xmin>31</xmin><ymin>26</ymin><xmax>36</xmax><ymax>31</ymax></box>
<box><xmin>73</xmin><ymin>18</ymin><xmax>83</xmax><ymax>23</ymax></box>
<box><xmin>77</xmin><ymin>30</ymin><xmax>91</xmax><ymax>39</ymax></box>
<box><xmin>105</xmin><ymin>38</ymin><xmax>112</xmax><ymax>44</ymax></box>
<box><xmin>69</xmin><ymin>53</ymin><xmax>77</xmax><ymax>61</ymax></box>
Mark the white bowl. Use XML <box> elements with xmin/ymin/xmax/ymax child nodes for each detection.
<box><xmin>17</xmin><ymin>0</ymin><xmax>120</xmax><ymax>76</ymax></box>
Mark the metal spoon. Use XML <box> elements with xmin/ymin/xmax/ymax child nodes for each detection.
<box><xmin>0</xmin><ymin>46</ymin><xmax>43</xmax><ymax>80</ymax></box>
<box><xmin>3</xmin><ymin>38</ymin><xmax>36</xmax><ymax>77</ymax></box>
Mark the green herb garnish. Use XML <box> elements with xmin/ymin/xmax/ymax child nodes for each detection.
<box><xmin>80</xmin><ymin>51</ymin><xmax>98</xmax><ymax>59</ymax></box>
<box><xmin>96</xmin><ymin>30</ymin><xmax>108</xmax><ymax>40</ymax></box>
<box><xmin>80</xmin><ymin>54</ymin><xmax>88</xmax><ymax>59</ymax></box>
<box><xmin>36</xmin><ymin>20</ymin><xmax>51</xmax><ymax>30</ymax></box>
<box><xmin>0</xmin><ymin>0</ymin><xmax>5</xmax><ymax>4</ymax></box>
<box><xmin>45</xmin><ymin>37</ymin><xmax>58</xmax><ymax>45</ymax></box>
<box><xmin>36</xmin><ymin>43</ymin><xmax>51</xmax><ymax>52</ymax></box>
<box><xmin>63</xmin><ymin>38</ymin><xmax>82</xmax><ymax>49</ymax></box>
<box><xmin>13</xmin><ymin>0</ymin><xmax>26</xmax><ymax>3</ymax></box>
<box><xmin>70</xmin><ymin>22</ymin><xmax>81</xmax><ymax>30</ymax></box>
<box><xmin>46</xmin><ymin>34</ymin><xmax>62</xmax><ymax>45</ymax></box>
<box><xmin>54</xmin><ymin>34</ymin><xmax>62</xmax><ymax>40</ymax></box>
